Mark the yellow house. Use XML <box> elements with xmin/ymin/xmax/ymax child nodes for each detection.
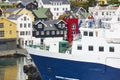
<box><xmin>4</xmin><ymin>8</ymin><xmax>35</xmax><ymax>22</ymax></box>
<box><xmin>0</xmin><ymin>18</ymin><xmax>17</xmax><ymax>50</ymax></box>
<box><xmin>98</xmin><ymin>0</ymin><xmax>107</xmax><ymax>5</ymax></box>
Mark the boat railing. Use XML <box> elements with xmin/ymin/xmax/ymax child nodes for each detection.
<box><xmin>28</xmin><ymin>44</ymin><xmax>50</xmax><ymax>51</ymax></box>
<box><xmin>106</xmin><ymin>39</ymin><xmax>120</xmax><ymax>44</ymax></box>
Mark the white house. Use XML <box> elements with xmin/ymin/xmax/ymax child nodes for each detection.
<box><xmin>89</xmin><ymin>5</ymin><xmax>118</xmax><ymax>19</ymax></box>
<box><xmin>8</xmin><ymin>14</ymin><xmax>40</xmax><ymax>48</ymax></box>
<box><xmin>36</xmin><ymin>0</ymin><xmax>70</xmax><ymax>19</ymax></box>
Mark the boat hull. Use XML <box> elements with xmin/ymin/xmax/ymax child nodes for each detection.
<box><xmin>30</xmin><ymin>54</ymin><xmax>120</xmax><ymax>80</ymax></box>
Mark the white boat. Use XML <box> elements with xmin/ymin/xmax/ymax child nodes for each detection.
<box><xmin>26</xmin><ymin>7</ymin><xmax>120</xmax><ymax>80</ymax></box>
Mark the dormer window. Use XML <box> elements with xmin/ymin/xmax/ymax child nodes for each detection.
<box><xmin>38</xmin><ymin>24</ymin><xmax>42</xmax><ymax>28</ymax></box>
<box><xmin>58</xmin><ymin>24</ymin><xmax>61</xmax><ymax>28</ymax></box>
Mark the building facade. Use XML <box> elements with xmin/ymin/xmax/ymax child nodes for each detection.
<box><xmin>8</xmin><ymin>14</ymin><xmax>39</xmax><ymax>48</ymax></box>
<box><xmin>36</xmin><ymin>0</ymin><xmax>70</xmax><ymax>19</ymax></box>
<box><xmin>64</xmin><ymin>18</ymin><xmax>79</xmax><ymax>46</ymax></box>
<box><xmin>0</xmin><ymin>18</ymin><xmax>17</xmax><ymax>50</ymax></box>
<box><xmin>33</xmin><ymin>20</ymin><xmax>67</xmax><ymax>45</ymax></box>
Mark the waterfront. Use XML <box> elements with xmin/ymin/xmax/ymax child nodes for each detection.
<box><xmin>0</xmin><ymin>57</ymin><xmax>27</xmax><ymax>80</ymax></box>
<box><xmin>0</xmin><ymin>48</ymin><xmax>29</xmax><ymax>80</ymax></box>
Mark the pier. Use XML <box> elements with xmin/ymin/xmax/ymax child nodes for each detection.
<box><xmin>0</xmin><ymin>48</ymin><xmax>28</xmax><ymax>57</ymax></box>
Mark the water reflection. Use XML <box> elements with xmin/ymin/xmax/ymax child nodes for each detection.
<box><xmin>0</xmin><ymin>57</ymin><xmax>27</xmax><ymax>80</ymax></box>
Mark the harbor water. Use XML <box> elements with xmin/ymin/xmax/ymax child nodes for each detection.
<box><xmin>0</xmin><ymin>57</ymin><xmax>28</xmax><ymax>80</ymax></box>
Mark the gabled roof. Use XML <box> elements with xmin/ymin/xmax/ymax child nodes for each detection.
<box><xmin>4</xmin><ymin>8</ymin><xmax>21</xmax><ymax>13</ymax></box>
<box><xmin>7</xmin><ymin>14</ymin><xmax>22</xmax><ymax>20</ymax></box>
<box><xmin>44</xmin><ymin>20</ymin><xmax>60</xmax><ymax>30</ymax></box>
<box><xmin>41</xmin><ymin>0</ymin><xmax>70</xmax><ymax>5</ymax></box>
<box><xmin>34</xmin><ymin>20</ymin><xmax>66</xmax><ymax>30</ymax></box>
<box><xmin>20</xmin><ymin>0</ymin><xmax>35</xmax><ymax>6</ymax></box>
<box><xmin>33</xmin><ymin>8</ymin><xmax>49</xmax><ymax>18</ymax></box>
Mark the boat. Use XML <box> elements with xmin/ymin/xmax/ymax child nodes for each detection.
<box><xmin>26</xmin><ymin>7</ymin><xmax>120</xmax><ymax>80</ymax></box>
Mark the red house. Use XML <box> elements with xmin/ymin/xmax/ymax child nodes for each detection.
<box><xmin>64</xmin><ymin>18</ymin><xmax>78</xmax><ymax>46</ymax></box>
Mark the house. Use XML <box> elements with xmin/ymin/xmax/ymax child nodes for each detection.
<box><xmin>89</xmin><ymin>5</ymin><xmax>118</xmax><ymax>19</ymax></box>
<box><xmin>64</xmin><ymin>17</ymin><xmax>79</xmax><ymax>46</ymax></box>
<box><xmin>0</xmin><ymin>18</ymin><xmax>17</xmax><ymax>50</ymax></box>
<box><xmin>3</xmin><ymin>8</ymin><xmax>35</xmax><ymax>22</ymax></box>
<box><xmin>16</xmin><ymin>0</ymin><xmax>38</xmax><ymax>11</ymax></box>
<box><xmin>36</xmin><ymin>0</ymin><xmax>70</xmax><ymax>19</ymax></box>
<box><xmin>72</xmin><ymin>7</ymin><xmax>89</xmax><ymax>19</ymax></box>
<box><xmin>8</xmin><ymin>14</ymin><xmax>40</xmax><ymax>48</ymax></box>
<box><xmin>33</xmin><ymin>20</ymin><xmax>67</xmax><ymax>45</ymax></box>
<box><xmin>32</xmin><ymin>8</ymin><xmax>53</xmax><ymax>21</ymax></box>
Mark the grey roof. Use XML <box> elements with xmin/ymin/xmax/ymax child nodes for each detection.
<box><xmin>4</xmin><ymin>8</ymin><xmax>21</xmax><ymax>13</ymax></box>
<box><xmin>20</xmin><ymin>0</ymin><xmax>35</xmax><ymax>6</ymax></box>
<box><xmin>44</xmin><ymin>20</ymin><xmax>60</xmax><ymax>30</ymax></box>
<box><xmin>8</xmin><ymin>0</ymin><xmax>35</xmax><ymax>6</ymax></box>
<box><xmin>34</xmin><ymin>20</ymin><xmax>63</xmax><ymax>30</ymax></box>
<box><xmin>41</xmin><ymin>0</ymin><xmax>70</xmax><ymax>4</ymax></box>
<box><xmin>7</xmin><ymin>14</ymin><xmax>22</xmax><ymax>20</ymax></box>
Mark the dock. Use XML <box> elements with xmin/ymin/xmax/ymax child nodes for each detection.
<box><xmin>0</xmin><ymin>48</ymin><xmax>28</xmax><ymax>57</ymax></box>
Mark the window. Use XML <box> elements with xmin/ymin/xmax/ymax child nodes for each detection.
<box><xmin>41</xmin><ymin>31</ymin><xmax>44</xmax><ymax>35</ymax></box>
<box><xmin>58</xmin><ymin>24</ymin><xmax>61</xmax><ymax>28</ymax></box>
<box><xmin>0</xmin><ymin>23</ymin><xmax>3</xmax><ymax>28</ymax></box>
<box><xmin>20</xmin><ymin>23</ymin><xmax>22</xmax><ymax>28</ymax></box>
<box><xmin>118</xmin><ymin>17</ymin><xmax>120</xmax><ymax>21</ymax></box>
<box><xmin>61</xmin><ymin>31</ymin><xmax>63</xmax><ymax>34</ymax></box>
<box><xmin>54</xmin><ymin>8</ymin><xmax>56</xmax><ymax>11</ymax></box>
<box><xmin>77</xmin><ymin>45</ymin><xmax>82</xmax><ymax>50</ymax></box>
<box><xmin>57</xmin><ymin>13</ymin><xmax>59</xmax><ymax>16</ymax></box>
<box><xmin>57</xmin><ymin>8</ymin><xmax>59</xmax><ymax>11</ymax></box>
<box><xmin>24</xmin><ymin>17</ymin><xmax>27</xmax><ymax>21</ymax></box>
<box><xmin>52</xmin><ymin>31</ymin><xmax>55</xmax><ymax>35</ymax></box>
<box><xmin>36</xmin><ymin>31</ymin><xmax>39</xmax><ymax>35</ymax></box>
<box><xmin>72</xmin><ymin>31</ymin><xmax>75</xmax><ymax>35</ymax></box>
<box><xmin>9</xmin><ymin>24</ymin><xmax>12</xmax><ymax>26</ymax></box>
<box><xmin>84</xmin><ymin>31</ymin><xmax>88</xmax><ymax>36</ymax></box>
<box><xmin>9</xmin><ymin>30</ymin><xmax>12</xmax><ymax>34</ymax></box>
<box><xmin>109</xmin><ymin>47</ymin><xmax>114</xmax><ymax>52</ymax></box>
<box><xmin>57</xmin><ymin>31</ymin><xmax>59</xmax><ymax>34</ymax></box>
<box><xmin>38</xmin><ymin>24</ymin><xmax>42</xmax><ymax>28</ymax></box>
<box><xmin>0</xmin><ymin>31</ymin><xmax>4</xmax><ymax>37</ymax></box>
<box><xmin>89</xmin><ymin>32</ymin><xmax>93</xmax><ymax>37</ymax></box>
<box><xmin>102</xmin><ymin>12</ymin><xmax>104</xmax><ymax>15</ymax></box>
<box><xmin>62</xmin><ymin>24</ymin><xmax>65</xmax><ymax>28</ymax></box>
<box><xmin>24</xmin><ymin>23</ymin><xmax>27</xmax><ymax>28</ymax></box>
<box><xmin>28</xmin><ymin>23</ymin><xmax>31</xmax><ymax>28</ymax></box>
<box><xmin>106</xmin><ymin>12</ymin><xmax>108</xmax><ymax>15</ymax></box>
<box><xmin>46</xmin><ymin>31</ymin><xmax>50</xmax><ymax>35</ymax></box>
<box><xmin>99</xmin><ymin>46</ymin><xmax>104</xmax><ymax>52</ymax></box>
<box><xmin>72</xmin><ymin>23</ymin><xmax>76</xmax><ymax>29</ymax></box>
<box><xmin>88</xmin><ymin>46</ymin><xmax>93</xmax><ymax>51</ymax></box>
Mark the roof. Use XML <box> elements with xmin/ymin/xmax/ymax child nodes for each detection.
<box><xmin>33</xmin><ymin>8</ymin><xmax>49</xmax><ymax>18</ymax></box>
<box><xmin>4</xmin><ymin>8</ymin><xmax>21</xmax><ymax>13</ymax></box>
<box><xmin>41</xmin><ymin>0</ymin><xmax>70</xmax><ymax>4</ymax></box>
<box><xmin>7</xmin><ymin>14</ymin><xmax>22</xmax><ymax>20</ymax></box>
<box><xmin>58</xmin><ymin>14</ymin><xmax>70</xmax><ymax>20</ymax></box>
<box><xmin>34</xmin><ymin>20</ymin><xmax>64</xmax><ymax>30</ymax></box>
<box><xmin>0</xmin><ymin>2</ymin><xmax>13</xmax><ymax>7</ymax></box>
<box><xmin>20</xmin><ymin>0</ymin><xmax>35</xmax><ymax>6</ymax></box>
<box><xmin>44</xmin><ymin>20</ymin><xmax>60</xmax><ymax>30</ymax></box>
<box><xmin>8</xmin><ymin>0</ymin><xmax>36</xmax><ymax>6</ymax></box>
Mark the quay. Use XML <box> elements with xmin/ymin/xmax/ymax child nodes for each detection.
<box><xmin>0</xmin><ymin>48</ymin><xmax>28</xmax><ymax>57</ymax></box>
